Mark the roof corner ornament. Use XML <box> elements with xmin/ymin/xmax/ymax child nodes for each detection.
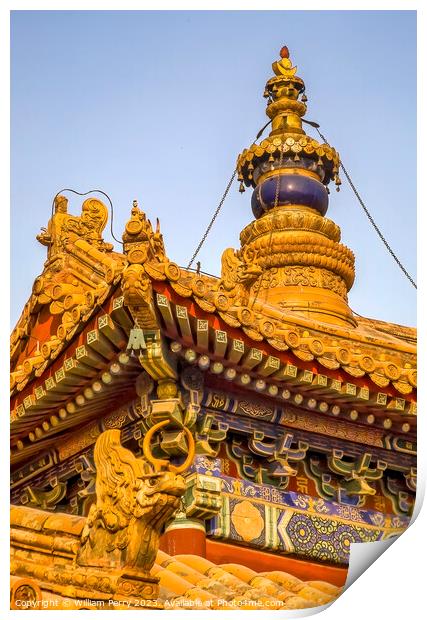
<box><xmin>37</xmin><ymin>194</ymin><xmax>113</xmax><ymax>258</ymax></box>
<box><xmin>122</xmin><ymin>200</ymin><xmax>166</xmax><ymax>265</ymax></box>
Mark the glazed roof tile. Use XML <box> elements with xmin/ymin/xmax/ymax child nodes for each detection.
<box><xmin>10</xmin><ymin>505</ymin><xmax>341</xmax><ymax>611</ymax></box>
<box><xmin>153</xmin><ymin>553</ymin><xmax>340</xmax><ymax>609</ymax></box>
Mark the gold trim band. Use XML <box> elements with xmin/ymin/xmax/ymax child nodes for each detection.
<box><xmin>257</xmin><ymin>167</ymin><xmax>321</xmax><ymax>185</ymax></box>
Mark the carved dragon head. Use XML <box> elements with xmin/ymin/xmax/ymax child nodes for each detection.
<box><xmin>94</xmin><ymin>428</ymin><xmax>186</xmax><ymax>522</ymax></box>
<box><xmin>219</xmin><ymin>248</ymin><xmax>262</xmax><ymax>294</ymax></box>
<box><xmin>78</xmin><ymin>426</ymin><xmax>193</xmax><ymax>572</ymax></box>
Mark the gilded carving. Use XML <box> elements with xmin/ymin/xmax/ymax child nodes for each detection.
<box><xmin>8</xmin><ymin>51</ymin><xmax>417</xmax><ymax>616</ymax></box>
<box><xmin>103</xmin><ymin>411</ymin><xmax>128</xmax><ymax>429</ymax></box>
<box><xmin>78</xmin><ymin>429</ymin><xmax>186</xmax><ymax>574</ymax></box>
<box><xmin>269</xmin><ymin>265</ymin><xmax>347</xmax><ymax>298</ymax></box>
<box><xmin>37</xmin><ymin>195</ymin><xmax>113</xmax><ymax>257</ymax></box>
<box><xmin>238</xmin><ymin>136</ymin><xmax>340</xmax><ymax>189</ymax></box>
<box><xmin>240</xmin><ymin>209</ymin><xmax>341</xmax><ymax>245</ymax></box>
<box><xmin>216</xmin><ymin>247</ymin><xmax>262</xmax><ymax>304</ymax></box>
<box><xmin>122</xmin><ymin>263</ymin><xmax>158</xmax><ymax>329</ymax></box>
<box><xmin>132</xmin><ymin>230</ymin><xmax>417</xmax><ymax>396</ymax></box>
<box><xmin>122</xmin><ymin>201</ymin><xmax>166</xmax><ymax>264</ymax></box>
<box><xmin>238</xmin><ymin>401</ymin><xmax>274</xmax><ymax>419</ymax></box>
<box><xmin>244</xmin><ymin>230</ymin><xmax>355</xmax><ymax>291</ymax></box>
<box><xmin>279</xmin><ymin>409</ymin><xmax>384</xmax><ymax>448</ymax></box>
<box><xmin>10</xmin><ymin>421</ymin><xmax>194</xmax><ymax>606</ymax></box>
<box><xmin>11</xmin><ymin>195</ymin><xmax>124</xmax><ymax>393</ymax></box>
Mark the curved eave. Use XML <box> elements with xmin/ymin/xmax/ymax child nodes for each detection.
<box><xmin>151</xmin><ymin>273</ymin><xmax>417</xmax><ymax>398</ymax></box>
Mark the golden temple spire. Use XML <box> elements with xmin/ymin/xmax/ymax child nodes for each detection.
<box><xmin>268</xmin><ymin>45</ymin><xmax>306</xmax><ymax>136</ymax></box>
<box><xmin>233</xmin><ymin>47</ymin><xmax>355</xmax><ymax>327</ymax></box>
<box><xmin>238</xmin><ymin>46</ymin><xmax>341</xmax><ymax>197</ymax></box>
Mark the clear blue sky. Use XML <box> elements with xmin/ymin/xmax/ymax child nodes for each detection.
<box><xmin>11</xmin><ymin>10</ymin><xmax>416</xmax><ymax>328</ymax></box>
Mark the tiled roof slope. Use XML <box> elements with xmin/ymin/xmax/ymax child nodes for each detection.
<box><xmin>153</xmin><ymin>550</ymin><xmax>341</xmax><ymax>609</ymax></box>
<box><xmin>10</xmin><ymin>505</ymin><xmax>341</xmax><ymax>610</ymax></box>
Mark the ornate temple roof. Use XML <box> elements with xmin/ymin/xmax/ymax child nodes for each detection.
<box><xmin>10</xmin><ymin>189</ymin><xmax>416</xmax><ymax>463</ymax></box>
<box><xmin>9</xmin><ymin>46</ymin><xmax>416</xmax><ymax>612</ymax></box>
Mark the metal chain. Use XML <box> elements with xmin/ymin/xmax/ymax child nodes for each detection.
<box><xmin>316</xmin><ymin>128</ymin><xmax>417</xmax><ymax>290</ymax></box>
<box><xmin>186</xmin><ymin>123</ymin><xmax>416</xmax><ymax>291</ymax></box>
<box><xmin>50</xmin><ymin>188</ymin><xmax>123</xmax><ymax>249</ymax></box>
<box><xmin>186</xmin><ymin>122</ymin><xmax>278</xmax><ymax>270</ymax></box>
<box><xmin>187</xmin><ymin>169</ymin><xmax>237</xmax><ymax>269</ymax></box>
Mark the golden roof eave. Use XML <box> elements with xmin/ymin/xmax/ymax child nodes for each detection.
<box><xmin>148</xmin><ymin>265</ymin><xmax>416</xmax><ymax>395</ymax></box>
<box><xmin>10</xmin><ymin>257</ymin><xmax>417</xmax><ymax>410</ymax></box>
<box><xmin>11</xmin><ymin>192</ymin><xmax>416</xmax><ymax>408</ymax></box>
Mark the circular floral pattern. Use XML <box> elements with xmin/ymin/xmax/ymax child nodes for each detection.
<box><xmin>285</xmin><ymin>331</ymin><xmax>300</xmax><ymax>348</ymax></box>
<box><xmin>360</xmin><ymin>355</ymin><xmax>376</xmax><ymax>373</ymax></box>
<box><xmin>259</xmin><ymin>319</ymin><xmax>276</xmax><ymax>338</ymax></box>
<box><xmin>127</xmin><ymin>247</ymin><xmax>148</xmax><ymax>264</ymax></box>
<box><xmin>231</xmin><ymin>500</ymin><xmax>264</xmax><ymax>543</ymax></box>
<box><xmin>385</xmin><ymin>363</ymin><xmax>400</xmax><ymax>380</ymax></box>
<box><xmin>285</xmin><ymin>514</ymin><xmax>380</xmax><ymax>563</ymax></box>
<box><xmin>308</xmin><ymin>339</ymin><xmax>324</xmax><ymax>356</ymax></box>
<box><xmin>408</xmin><ymin>369</ymin><xmax>417</xmax><ymax>387</ymax></box>
<box><xmin>237</xmin><ymin>307</ymin><xmax>254</xmax><ymax>326</ymax></box>
<box><xmin>214</xmin><ymin>292</ymin><xmax>230</xmax><ymax>312</ymax></box>
<box><xmin>164</xmin><ymin>262</ymin><xmax>181</xmax><ymax>282</ymax></box>
<box><xmin>336</xmin><ymin>526</ymin><xmax>359</xmax><ymax>556</ymax></box>
<box><xmin>287</xmin><ymin>515</ymin><xmax>317</xmax><ymax>551</ymax></box>
<box><xmin>336</xmin><ymin>348</ymin><xmax>351</xmax><ymax>365</ymax></box>
<box><xmin>191</xmin><ymin>278</ymin><xmax>206</xmax><ymax>297</ymax></box>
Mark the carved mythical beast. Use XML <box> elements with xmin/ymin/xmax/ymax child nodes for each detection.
<box><xmin>37</xmin><ymin>195</ymin><xmax>113</xmax><ymax>257</ymax></box>
<box><xmin>78</xmin><ymin>427</ymin><xmax>192</xmax><ymax>575</ymax></box>
<box><xmin>217</xmin><ymin>248</ymin><xmax>263</xmax><ymax>303</ymax></box>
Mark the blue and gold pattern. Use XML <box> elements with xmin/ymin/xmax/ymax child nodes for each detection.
<box><xmin>279</xmin><ymin>512</ymin><xmax>383</xmax><ymax>563</ymax></box>
<box><xmin>194</xmin><ymin>457</ymin><xmax>410</xmax><ymax>565</ymax></box>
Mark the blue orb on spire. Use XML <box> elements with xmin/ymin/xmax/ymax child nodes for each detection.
<box><xmin>251</xmin><ymin>173</ymin><xmax>329</xmax><ymax>219</ymax></box>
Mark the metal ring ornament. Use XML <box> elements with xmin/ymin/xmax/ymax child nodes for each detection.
<box><xmin>142</xmin><ymin>419</ymin><xmax>195</xmax><ymax>474</ymax></box>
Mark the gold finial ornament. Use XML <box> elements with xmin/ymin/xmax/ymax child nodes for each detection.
<box><xmin>238</xmin><ymin>46</ymin><xmax>340</xmax><ymax>187</ymax></box>
<box><xmin>272</xmin><ymin>46</ymin><xmax>298</xmax><ymax>78</ymax></box>
<box><xmin>233</xmin><ymin>47</ymin><xmax>356</xmax><ymax>326</ymax></box>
